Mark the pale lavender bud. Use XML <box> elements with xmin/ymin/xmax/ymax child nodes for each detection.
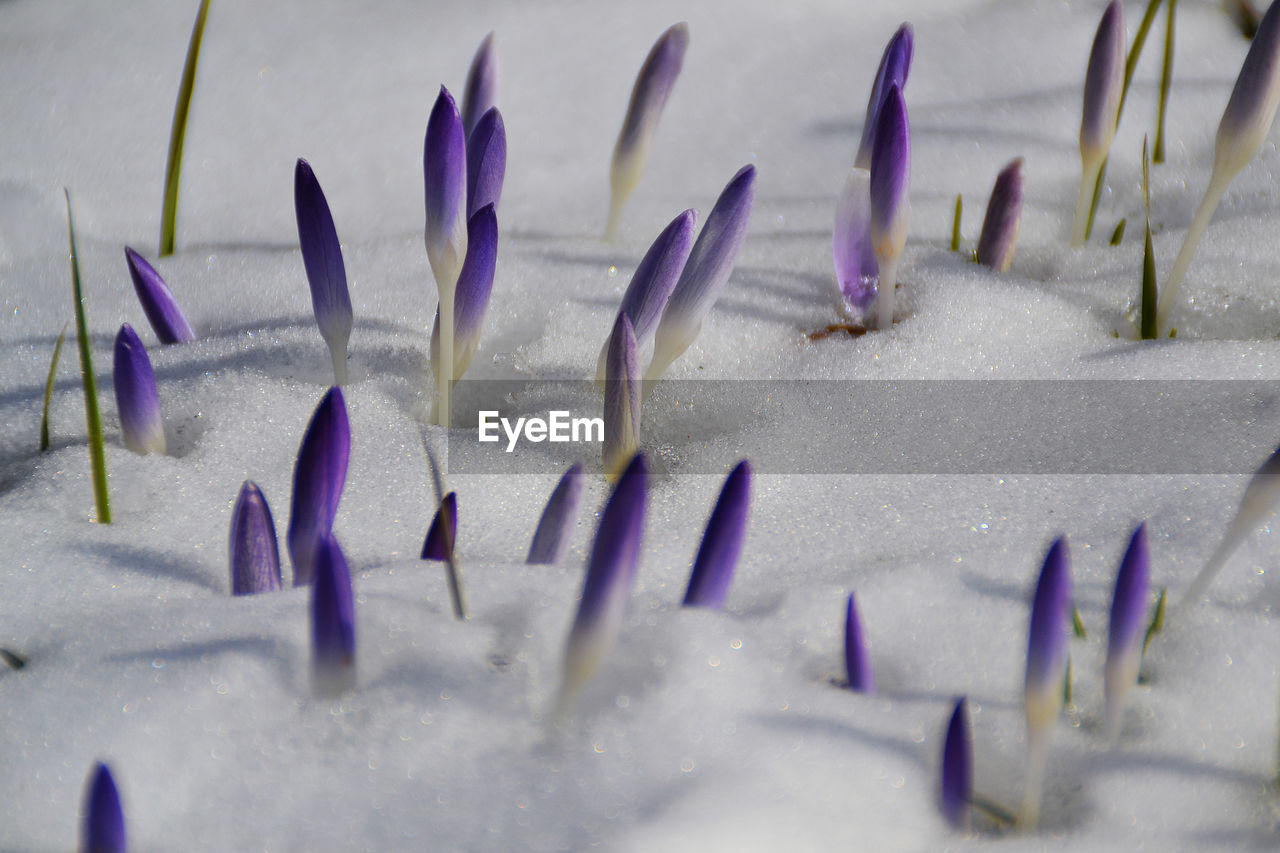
<box><xmin>466</xmin><ymin>108</ymin><xmax>506</xmax><ymax>219</ymax></box>
<box><xmin>976</xmin><ymin>158</ymin><xmax>1024</xmax><ymax>273</ymax></box>
<box><xmin>421</xmin><ymin>492</ymin><xmax>458</xmax><ymax>561</ymax></box>
<box><xmin>1105</xmin><ymin>523</ymin><xmax>1150</xmax><ymax>736</ymax></box>
<box><xmin>869</xmin><ymin>85</ymin><xmax>910</xmax><ymax>329</ymax></box>
<box><xmin>461</xmin><ymin>32</ymin><xmax>497</xmax><ymax>139</ymax></box>
<box><xmin>683</xmin><ymin>460</ymin><xmax>751</xmax><ymax>609</ymax></box>
<box><xmin>229</xmin><ymin>480</ymin><xmax>282</xmax><ymax>595</ymax></box>
<box><xmin>113</xmin><ymin>323</ymin><xmax>165</xmax><ymax>456</ymax></box>
<box><xmin>311</xmin><ymin>535</ymin><xmax>356</xmax><ymax>696</ymax></box>
<box><xmin>124</xmin><ymin>247</ymin><xmax>196</xmax><ymax>344</ymax></box>
<box><xmin>1080</xmin><ymin>1</ymin><xmax>1125</xmax><ymax>164</ymax></box>
<box><xmin>832</xmin><ymin>166</ymin><xmax>879</xmax><ymax>314</ymax></box>
<box><xmin>424</xmin><ymin>85</ymin><xmax>469</xmax><ymax>290</ymax></box>
<box><xmin>940</xmin><ymin>697</ymin><xmax>973</xmax><ymax>831</ymax></box>
<box><xmin>527</xmin><ymin>463</ymin><xmax>585</xmax><ymax>565</ymax></box>
<box><xmin>294</xmin><ymin>158</ymin><xmax>353</xmax><ymax>386</ymax></box>
<box><xmin>430</xmin><ymin>204</ymin><xmax>498</xmax><ymax>381</ymax></box>
<box><xmin>1025</xmin><ymin>537</ymin><xmax>1072</xmax><ymax>733</ymax></box>
<box><xmin>844</xmin><ymin>592</ymin><xmax>875</xmax><ymax>694</ymax></box>
<box><xmin>287</xmin><ymin>387</ymin><xmax>350</xmax><ymax>586</ymax></box>
<box><xmin>855</xmin><ymin>24</ymin><xmax>914</xmax><ymax>169</ymax></box>
<box><xmin>81</xmin><ymin>761</ymin><xmax>125</xmax><ymax>853</ymax></box>
<box><xmin>602</xmin><ymin>313</ymin><xmax>641</xmax><ymax>480</ymax></box>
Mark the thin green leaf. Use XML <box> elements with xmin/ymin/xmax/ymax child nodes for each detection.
<box><xmin>160</xmin><ymin>0</ymin><xmax>211</xmax><ymax>257</ymax></box>
<box><xmin>1110</xmin><ymin>218</ymin><xmax>1127</xmax><ymax>245</ymax></box>
<box><xmin>950</xmin><ymin>194</ymin><xmax>962</xmax><ymax>252</ymax></box>
<box><xmin>1072</xmin><ymin>605</ymin><xmax>1087</xmax><ymax>638</ymax></box>
<box><xmin>1085</xmin><ymin>155</ymin><xmax>1108</xmax><ymax>242</ymax></box>
<box><xmin>1063</xmin><ymin>654</ymin><xmax>1074</xmax><ymax>706</ymax></box>
<box><xmin>0</xmin><ymin>648</ymin><xmax>25</xmax><ymax>670</ymax></box>
<box><xmin>1141</xmin><ymin>137</ymin><xmax>1159</xmax><ymax>339</ymax></box>
<box><xmin>1153</xmin><ymin>0</ymin><xmax>1176</xmax><ymax>163</ymax></box>
<box><xmin>65</xmin><ymin>190</ymin><xmax>110</xmax><ymax>523</ymax></box>
<box><xmin>40</xmin><ymin>322</ymin><xmax>69</xmax><ymax>452</ymax></box>
<box><xmin>970</xmin><ymin>793</ymin><xmax>1018</xmax><ymax>827</ymax></box>
<box><xmin>1142</xmin><ymin>587</ymin><xmax>1167</xmax><ymax>655</ymax></box>
<box><xmin>1229</xmin><ymin>0</ymin><xmax>1260</xmax><ymax>40</ymax></box>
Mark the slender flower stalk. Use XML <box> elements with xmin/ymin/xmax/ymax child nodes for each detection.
<box><xmin>40</xmin><ymin>323</ymin><xmax>69</xmax><ymax>452</ymax></box>
<box><xmin>556</xmin><ymin>453</ymin><xmax>648</xmax><ymax>718</ymax></box>
<box><xmin>1021</xmin><ymin>536</ymin><xmax>1072</xmax><ymax>830</ymax></box>
<box><xmin>124</xmin><ymin>248</ymin><xmax>196</xmax><ymax>344</ymax></box>
<box><xmin>295</xmin><ymin>159</ymin><xmax>353</xmax><ymax>386</ymax></box>
<box><xmin>1152</xmin><ymin>0</ymin><xmax>1177</xmax><ymax>163</ymax></box>
<box><xmin>113</xmin><ymin>325</ymin><xmax>166</xmax><ymax>457</ymax></box>
<box><xmin>311</xmin><ymin>535</ymin><xmax>356</xmax><ymax>697</ymax></box>
<box><xmin>1072</xmin><ymin>0</ymin><xmax>1125</xmax><ymax>247</ymax></box>
<box><xmin>461</xmin><ymin>32</ymin><xmax>497</xmax><ymax>138</ymax></box>
<box><xmin>66</xmin><ymin>191</ymin><xmax>110</xmax><ymax>523</ymax></box>
<box><xmin>466</xmin><ymin>108</ymin><xmax>506</xmax><ymax>219</ymax></box>
<box><xmin>603</xmin><ymin>315</ymin><xmax>641</xmax><ymax>480</ymax></box>
<box><xmin>647</xmin><ymin>165</ymin><xmax>756</xmax><ymax>383</ymax></box>
<box><xmin>527</xmin><ymin>463</ymin><xmax>586</xmax><ymax>565</ymax></box>
<box><xmin>287</xmin><ymin>387</ymin><xmax>351</xmax><ymax>586</ymax></box>
<box><xmin>605</xmin><ymin>23</ymin><xmax>690</xmax><ymax>242</ymax></box>
<box><xmin>1157</xmin><ymin>0</ymin><xmax>1280</xmax><ymax>332</ymax></box>
<box><xmin>82</xmin><ymin>761</ymin><xmax>125</xmax><ymax>853</ymax></box>
<box><xmin>421</xmin><ymin>492</ymin><xmax>458</xmax><ymax>561</ymax></box>
<box><xmin>430</xmin><ymin>204</ymin><xmax>498</xmax><ymax>386</ymax></box>
<box><xmin>869</xmin><ymin>85</ymin><xmax>910</xmax><ymax>331</ymax></box>
<box><xmin>940</xmin><ymin>697</ymin><xmax>973</xmax><ymax>831</ymax></box>
<box><xmin>832</xmin><ymin>167</ymin><xmax>878</xmax><ymax>315</ymax></box>
<box><xmin>976</xmin><ymin>158</ymin><xmax>1024</xmax><ymax>272</ymax></box>
<box><xmin>1105</xmin><ymin>523</ymin><xmax>1151</xmax><ymax>738</ymax></box>
<box><xmin>159</xmin><ymin>0</ymin><xmax>211</xmax><ymax>256</ymax></box>
<box><xmin>683</xmin><ymin>460</ymin><xmax>751</xmax><ymax>609</ymax></box>
<box><xmin>230</xmin><ymin>481</ymin><xmax>282</xmax><ymax>595</ymax></box>
<box><xmin>855</xmin><ymin>23</ymin><xmax>914</xmax><ymax>169</ymax></box>
<box><xmin>843</xmin><ymin>592</ymin><xmax>875</xmax><ymax>694</ymax></box>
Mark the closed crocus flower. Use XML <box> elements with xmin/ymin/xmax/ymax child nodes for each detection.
<box><xmin>461</xmin><ymin>32</ymin><xmax>497</xmax><ymax>139</ymax></box>
<box><xmin>430</xmin><ymin>204</ymin><xmax>498</xmax><ymax>386</ymax></box>
<box><xmin>832</xmin><ymin>166</ymin><xmax>878</xmax><ymax>316</ymax></box>
<box><xmin>602</xmin><ymin>314</ymin><xmax>641</xmax><ymax>481</ymax></box>
<box><xmin>869</xmin><ymin>85</ymin><xmax>910</xmax><ymax>331</ymax></box>
<box><xmin>1105</xmin><ymin>523</ymin><xmax>1150</xmax><ymax>738</ymax></box>
<box><xmin>113</xmin><ymin>324</ymin><xmax>165</xmax><ymax>456</ymax></box>
<box><xmin>855</xmin><ymin>23</ymin><xmax>914</xmax><ymax>170</ymax></box>
<box><xmin>311</xmin><ymin>535</ymin><xmax>356</xmax><ymax>697</ymax></box>
<box><xmin>229</xmin><ymin>480</ymin><xmax>282</xmax><ymax>595</ymax></box>
<box><xmin>682</xmin><ymin>460</ymin><xmax>751</xmax><ymax>610</ymax></box>
<box><xmin>81</xmin><ymin>761</ymin><xmax>125</xmax><ymax>853</ymax></box>
<box><xmin>1021</xmin><ymin>536</ymin><xmax>1072</xmax><ymax>830</ymax></box>
<box><xmin>843</xmin><ymin>592</ymin><xmax>875</xmax><ymax>694</ymax></box>
<box><xmin>124</xmin><ymin>247</ymin><xmax>196</xmax><ymax>344</ymax></box>
<box><xmin>939</xmin><ymin>697</ymin><xmax>973</xmax><ymax>831</ymax></box>
<box><xmin>527</xmin><ymin>463</ymin><xmax>585</xmax><ymax>565</ymax></box>
<box><xmin>421</xmin><ymin>492</ymin><xmax>458</xmax><ymax>561</ymax></box>
<box><xmin>1071</xmin><ymin>0</ymin><xmax>1125</xmax><ymax>246</ymax></box>
<box><xmin>976</xmin><ymin>158</ymin><xmax>1024</xmax><ymax>272</ymax></box>
<box><xmin>466</xmin><ymin>108</ymin><xmax>506</xmax><ymax>219</ymax></box>
<box><xmin>287</xmin><ymin>387</ymin><xmax>350</xmax><ymax>586</ymax></box>
<box><xmin>294</xmin><ymin>158</ymin><xmax>353</xmax><ymax>386</ymax></box>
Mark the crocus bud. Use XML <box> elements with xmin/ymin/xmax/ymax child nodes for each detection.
<box><xmin>832</xmin><ymin>166</ymin><xmax>879</xmax><ymax>315</ymax></box>
<box><xmin>527</xmin><ymin>463</ymin><xmax>585</xmax><ymax>565</ymax></box>
<box><xmin>976</xmin><ymin>158</ymin><xmax>1024</xmax><ymax>272</ymax></box>
<box><xmin>421</xmin><ymin>492</ymin><xmax>458</xmax><ymax>561</ymax></box>
<box><xmin>1021</xmin><ymin>536</ymin><xmax>1072</xmax><ymax>830</ymax></box>
<box><xmin>1071</xmin><ymin>0</ymin><xmax>1125</xmax><ymax>246</ymax></box>
<box><xmin>431</xmin><ymin>204</ymin><xmax>498</xmax><ymax>385</ymax></box>
<box><xmin>855</xmin><ymin>24</ymin><xmax>914</xmax><ymax>170</ymax></box>
<box><xmin>124</xmin><ymin>247</ymin><xmax>196</xmax><ymax>344</ymax></box>
<box><xmin>287</xmin><ymin>387</ymin><xmax>350</xmax><ymax>586</ymax></box>
<box><xmin>843</xmin><ymin>592</ymin><xmax>875</xmax><ymax>694</ymax></box>
<box><xmin>869</xmin><ymin>85</ymin><xmax>910</xmax><ymax>330</ymax></box>
<box><xmin>229</xmin><ymin>480</ymin><xmax>282</xmax><ymax>595</ymax></box>
<box><xmin>466</xmin><ymin>108</ymin><xmax>506</xmax><ymax>219</ymax></box>
<box><xmin>295</xmin><ymin>158</ymin><xmax>353</xmax><ymax>386</ymax></box>
<box><xmin>602</xmin><ymin>314</ymin><xmax>641</xmax><ymax>481</ymax></box>
<box><xmin>81</xmin><ymin>761</ymin><xmax>125</xmax><ymax>853</ymax></box>
<box><xmin>683</xmin><ymin>460</ymin><xmax>751</xmax><ymax>609</ymax></box>
<box><xmin>1105</xmin><ymin>523</ymin><xmax>1150</xmax><ymax>737</ymax></box>
<box><xmin>939</xmin><ymin>697</ymin><xmax>973</xmax><ymax>831</ymax></box>
<box><xmin>311</xmin><ymin>535</ymin><xmax>356</xmax><ymax>697</ymax></box>
<box><xmin>113</xmin><ymin>324</ymin><xmax>166</xmax><ymax>455</ymax></box>
<box><xmin>461</xmin><ymin>32</ymin><xmax>497</xmax><ymax>139</ymax></box>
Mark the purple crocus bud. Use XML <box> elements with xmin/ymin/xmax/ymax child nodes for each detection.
<box><xmin>595</xmin><ymin>209</ymin><xmax>696</xmax><ymax>382</ymax></box>
<box><xmin>287</xmin><ymin>387</ymin><xmax>350</xmax><ymax>586</ymax></box>
<box><xmin>939</xmin><ymin>697</ymin><xmax>973</xmax><ymax>831</ymax></box>
<box><xmin>605</xmin><ymin>23</ymin><xmax>690</xmax><ymax>242</ymax></box>
<box><xmin>843</xmin><ymin>592</ymin><xmax>875</xmax><ymax>694</ymax></box>
<box><xmin>602</xmin><ymin>314</ymin><xmax>641</xmax><ymax>481</ymax></box>
<box><xmin>294</xmin><ymin>159</ymin><xmax>353</xmax><ymax>386</ymax></box>
<box><xmin>430</xmin><ymin>204</ymin><xmax>498</xmax><ymax>384</ymax></box>
<box><xmin>461</xmin><ymin>32</ymin><xmax>497</xmax><ymax>139</ymax></box>
<box><xmin>648</xmin><ymin>165</ymin><xmax>756</xmax><ymax>382</ymax></box>
<box><xmin>832</xmin><ymin>167</ymin><xmax>879</xmax><ymax>315</ymax></box>
<box><xmin>421</xmin><ymin>492</ymin><xmax>458</xmax><ymax>561</ymax></box>
<box><xmin>869</xmin><ymin>85</ymin><xmax>910</xmax><ymax>331</ymax></box>
<box><xmin>311</xmin><ymin>535</ymin><xmax>356</xmax><ymax>697</ymax></box>
<box><xmin>1021</xmin><ymin>535</ymin><xmax>1071</xmax><ymax>829</ymax></box>
<box><xmin>124</xmin><ymin>247</ymin><xmax>196</xmax><ymax>344</ymax></box>
<box><xmin>976</xmin><ymin>158</ymin><xmax>1024</xmax><ymax>273</ymax></box>
<box><xmin>1105</xmin><ymin>523</ymin><xmax>1150</xmax><ymax>737</ymax></box>
<box><xmin>854</xmin><ymin>23</ymin><xmax>914</xmax><ymax>170</ymax></box>
<box><xmin>229</xmin><ymin>480</ymin><xmax>282</xmax><ymax>595</ymax></box>
<box><xmin>113</xmin><ymin>323</ymin><xmax>165</xmax><ymax>456</ymax></box>
<box><xmin>81</xmin><ymin>761</ymin><xmax>125</xmax><ymax>853</ymax></box>
<box><xmin>466</xmin><ymin>108</ymin><xmax>506</xmax><ymax>219</ymax></box>
<box><xmin>683</xmin><ymin>460</ymin><xmax>751</xmax><ymax>609</ymax></box>
<box><xmin>1071</xmin><ymin>0</ymin><xmax>1125</xmax><ymax>246</ymax></box>
<box><xmin>557</xmin><ymin>453</ymin><xmax>647</xmax><ymax>717</ymax></box>
<box><xmin>527</xmin><ymin>463</ymin><xmax>585</xmax><ymax>565</ymax></box>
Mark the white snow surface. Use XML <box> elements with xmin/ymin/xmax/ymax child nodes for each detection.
<box><xmin>5</xmin><ymin>0</ymin><xmax>1280</xmax><ymax>850</ymax></box>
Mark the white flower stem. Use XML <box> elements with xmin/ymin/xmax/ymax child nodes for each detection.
<box><xmin>876</xmin><ymin>255</ymin><xmax>899</xmax><ymax>331</ymax></box>
<box><xmin>1156</xmin><ymin>173</ymin><xmax>1230</xmax><ymax>335</ymax></box>
<box><xmin>436</xmin><ymin>287</ymin><xmax>455</xmax><ymax>427</ymax></box>
<box><xmin>1020</xmin><ymin>727</ymin><xmax>1049</xmax><ymax>831</ymax></box>
<box><xmin>329</xmin><ymin>343</ymin><xmax>348</xmax><ymax>387</ymax></box>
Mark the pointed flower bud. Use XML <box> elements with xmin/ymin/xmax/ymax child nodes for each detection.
<box><xmin>81</xmin><ymin>761</ymin><xmax>125</xmax><ymax>853</ymax></box>
<box><xmin>602</xmin><ymin>314</ymin><xmax>641</xmax><ymax>481</ymax></box>
<box><xmin>294</xmin><ymin>158</ymin><xmax>353</xmax><ymax>386</ymax></box>
<box><xmin>124</xmin><ymin>247</ymin><xmax>196</xmax><ymax>344</ymax></box>
<box><xmin>311</xmin><ymin>535</ymin><xmax>356</xmax><ymax>697</ymax></box>
<box><xmin>855</xmin><ymin>23</ymin><xmax>914</xmax><ymax>169</ymax></box>
<box><xmin>683</xmin><ymin>460</ymin><xmax>751</xmax><ymax>609</ymax></box>
<box><xmin>832</xmin><ymin>166</ymin><xmax>879</xmax><ymax>314</ymax></box>
<box><xmin>230</xmin><ymin>480</ymin><xmax>282</xmax><ymax>595</ymax></box>
<box><xmin>605</xmin><ymin>23</ymin><xmax>690</xmax><ymax>241</ymax></box>
<box><xmin>1105</xmin><ymin>523</ymin><xmax>1150</xmax><ymax>737</ymax></box>
<box><xmin>431</xmin><ymin>204</ymin><xmax>498</xmax><ymax>382</ymax></box>
<box><xmin>421</xmin><ymin>492</ymin><xmax>458</xmax><ymax>561</ymax></box>
<box><xmin>527</xmin><ymin>463</ymin><xmax>585</xmax><ymax>565</ymax></box>
<box><xmin>844</xmin><ymin>592</ymin><xmax>876</xmax><ymax>694</ymax></box>
<box><xmin>976</xmin><ymin>158</ymin><xmax>1024</xmax><ymax>272</ymax></box>
<box><xmin>113</xmin><ymin>323</ymin><xmax>165</xmax><ymax>455</ymax></box>
<box><xmin>557</xmin><ymin>453</ymin><xmax>647</xmax><ymax>716</ymax></box>
<box><xmin>940</xmin><ymin>697</ymin><xmax>973</xmax><ymax>831</ymax></box>
<box><xmin>869</xmin><ymin>85</ymin><xmax>910</xmax><ymax>330</ymax></box>
<box><xmin>287</xmin><ymin>387</ymin><xmax>350</xmax><ymax>586</ymax></box>
<box><xmin>461</xmin><ymin>32</ymin><xmax>497</xmax><ymax>139</ymax></box>
<box><xmin>648</xmin><ymin>165</ymin><xmax>756</xmax><ymax>382</ymax></box>
<box><xmin>1071</xmin><ymin>0</ymin><xmax>1125</xmax><ymax>246</ymax></box>
<box><xmin>1025</xmin><ymin>537</ymin><xmax>1072</xmax><ymax>733</ymax></box>
<box><xmin>466</xmin><ymin>108</ymin><xmax>506</xmax><ymax>219</ymax></box>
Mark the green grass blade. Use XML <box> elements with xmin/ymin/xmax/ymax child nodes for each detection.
<box><xmin>970</xmin><ymin>793</ymin><xmax>1018</xmax><ymax>828</ymax></box>
<box><xmin>40</xmin><ymin>322</ymin><xmax>69</xmax><ymax>452</ymax></box>
<box><xmin>950</xmin><ymin>194</ymin><xmax>962</xmax><ymax>252</ymax></box>
<box><xmin>1085</xmin><ymin>155</ymin><xmax>1108</xmax><ymax>242</ymax></box>
<box><xmin>1071</xmin><ymin>605</ymin><xmax>1087</xmax><ymax>638</ymax></box>
<box><xmin>1110</xmin><ymin>218</ymin><xmax>1127</xmax><ymax>245</ymax></box>
<box><xmin>1153</xmin><ymin>0</ymin><xmax>1176</xmax><ymax>163</ymax></box>
<box><xmin>1143</xmin><ymin>587</ymin><xmax>1167</xmax><ymax>655</ymax></box>
<box><xmin>159</xmin><ymin>0</ymin><xmax>211</xmax><ymax>257</ymax></box>
<box><xmin>1120</xmin><ymin>0</ymin><xmax>1165</xmax><ymax>116</ymax></box>
<box><xmin>65</xmin><ymin>190</ymin><xmax>110</xmax><ymax>524</ymax></box>
<box><xmin>1140</xmin><ymin>137</ymin><xmax>1159</xmax><ymax>339</ymax></box>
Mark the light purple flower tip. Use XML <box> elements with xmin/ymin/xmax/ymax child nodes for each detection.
<box><xmin>870</xmin><ymin>85</ymin><xmax>910</xmax><ymax>261</ymax></box>
<box><xmin>527</xmin><ymin>463</ymin><xmax>586</xmax><ymax>565</ymax></box>
<box><xmin>421</xmin><ymin>492</ymin><xmax>458</xmax><ymax>561</ymax></box>
<box><xmin>287</xmin><ymin>387</ymin><xmax>350</xmax><ymax>586</ymax></box>
<box><xmin>603</xmin><ymin>313</ymin><xmax>641</xmax><ymax>479</ymax></box>
<box><xmin>466</xmin><ymin>108</ymin><xmax>506</xmax><ymax>219</ymax></box>
<box><xmin>311</xmin><ymin>535</ymin><xmax>356</xmax><ymax>696</ymax></box>
<box><xmin>424</xmin><ymin>85</ymin><xmax>469</xmax><ymax>288</ymax></box>
<box><xmin>1080</xmin><ymin>0</ymin><xmax>1125</xmax><ymax>160</ymax></box>
<box><xmin>683</xmin><ymin>460</ymin><xmax>751</xmax><ymax>609</ymax></box>
<box><xmin>940</xmin><ymin>697</ymin><xmax>973</xmax><ymax>831</ymax></box>
<box><xmin>431</xmin><ymin>204</ymin><xmax>499</xmax><ymax>380</ymax></box>
<box><xmin>295</xmin><ymin>158</ymin><xmax>353</xmax><ymax>384</ymax></box>
<box><xmin>1217</xmin><ymin>0</ymin><xmax>1280</xmax><ymax>166</ymax></box>
<box><xmin>844</xmin><ymin>592</ymin><xmax>876</xmax><ymax>694</ymax></box>
<box><xmin>855</xmin><ymin>23</ymin><xmax>914</xmax><ymax>169</ymax></box>
<box><xmin>124</xmin><ymin>247</ymin><xmax>196</xmax><ymax>344</ymax></box>
<box><xmin>461</xmin><ymin>32</ymin><xmax>498</xmax><ymax>139</ymax></box>
<box><xmin>113</xmin><ymin>323</ymin><xmax>165</xmax><ymax>456</ymax></box>
<box><xmin>650</xmin><ymin>165</ymin><xmax>756</xmax><ymax>380</ymax></box>
<box><xmin>230</xmin><ymin>480</ymin><xmax>282</xmax><ymax>596</ymax></box>
<box><xmin>1025</xmin><ymin>537</ymin><xmax>1072</xmax><ymax>722</ymax></box>
<box><xmin>976</xmin><ymin>158</ymin><xmax>1024</xmax><ymax>273</ymax></box>
<box><xmin>833</xmin><ymin>167</ymin><xmax>879</xmax><ymax>312</ymax></box>
<box><xmin>82</xmin><ymin>761</ymin><xmax>125</xmax><ymax>853</ymax></box>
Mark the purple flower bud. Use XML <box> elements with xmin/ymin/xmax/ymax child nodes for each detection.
<box><xmin>855</xmin><ymin>23</ymin><xmax>914</xmax><ymax>170</ymax></box>
<box><xmin>294</xmin><ymin>158</ymin><xmax>353</xmax><ymax>386</ymax></box>
<box><xmin>461</xmin><ymin>32</ymin><xmax>497</xmax><ymax>139</ymax></box>
<box><xmin>527</xmin><ymin>463</ymin><xmax>585</xmax><ymax>565</ymax></box>
<box><xmin>606</xmin><ymin>23</ymin><xmax>690</xmax><ymax>241</ymax></box>
<box><xmin>81</xmin><ymin>761</ymin><xmax>125</xmax><ymax>853</ymax></box>
<box><xmin>113</xmin><ymin>323</ymin><xmax>165</xmax><ymax>456</ymax></box>
<box><xmin>558</xmin><ymin>453</ymin><xmax>647</xmax><ymax>716</ymax></box>
<box><xmin>311</xmin><ymin>535</ymin><xmax>356</xmax><ymax>697</ymax></box>
<box><xmin>466</xmin><ymin>108</ymin><xmax>506</xmax><ymax>219</ymax></box>
<box><xmin>1105</xmin><ymin>523</ymin><xmax>1150</xmax><ymax>736</ymax></box>
<box><xmin>602</xmin><ymin>313</ymin><xmax>641</xmax><ymax>480</ymax></box>
<box><xmin>649</xmin><ymin>165</ymin><xmax>756</xmax><ymax>381</ymax></box>
<box><xmin>683</xmin><ymin>460</ymin><xmax>751</xmax><ymax>609</ymax></box>
<box><xmin>424</xmin><ymin>86</ymin><xmax>469</xmax><ymax>290</ymax></box>
<box><xmin>124</xmin><ymin>247</ymin><xmax>196</xmax><ymax>344</ymax></box>
<box><xmin>287</xmin><ymin>387</ymin><xmax>350</xmax><ymax>586</ymax></box>
<box><xmin>976</xmin><ymin>158</ymin><xmax>1024</xmax><ymax>273</ymax></box>
<box><xmin>1080</xmin><ymin>1</ymin><xmax>1126</xmax><ymax>163</ymax></box>
<box><xmin>1025</xmin><ymin>537</ymin><xmax>1072</xmax><ymax>734</ymax></box>
<box><xmin>431</xmin><ymin>204</ymin><xmax>498</xmax><ymax>382</ymax></box>
<box><xmin>843</xmin><ymin>592</ymin><xmax>876</xmax><ymax>694</ymax></box>
<box><xmin>869</xmin><ymin>85</ymin><xmax>910</xmax><ymax>330</ymax></box>
<box><xmin>832</xmin><ymin>167</ymin><xmax>879</xmax><ymax>314</ymax></box>
<box><xmin>421</xmin><ymin>492</ymin><xmax>458</xmax><ymax>561</ymax></box>
<box><xmin>940</xmin><ymin>697</ymin><xmax>973</xmax><ymax>831</ymax></box>
<box><xmin>229</xmin><ymin>480</ymin><xmax>282</xmax><ymax>595</ymax></box>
